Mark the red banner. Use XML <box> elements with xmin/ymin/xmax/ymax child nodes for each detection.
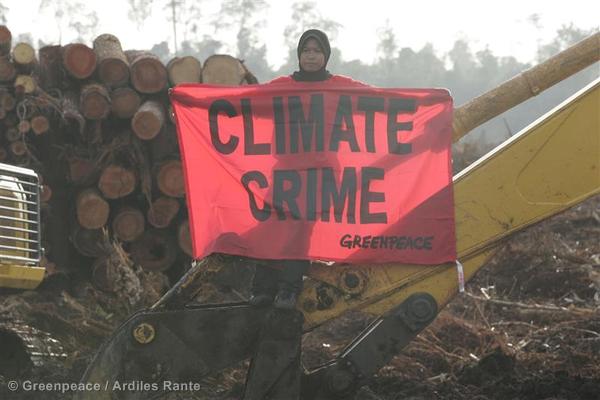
<box><xmin>170</xmin><ymin>77</ymin><xmax>455</xmax><ymax>264</ymax></box>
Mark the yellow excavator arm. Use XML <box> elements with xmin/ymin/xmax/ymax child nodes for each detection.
<box><xmin>77</xmin><ymin>33</ymin><xmax>599</xmax><ymax>400</ymax></box>
<box><xmin>301</xmin><ymin>76</ymin><xmax>599</xmax><ymax>330</ymax></box>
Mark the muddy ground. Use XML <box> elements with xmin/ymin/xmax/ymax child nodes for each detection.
<box><xmin>1</xmin><ymin>195</ymin><xmax>599</xmax><ymax>400</ymax></box>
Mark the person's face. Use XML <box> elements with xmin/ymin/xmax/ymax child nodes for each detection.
<box><xmin>299</xmin><ymin>38</ymin><xmax>326</xmax><ymax>72</ymax></box>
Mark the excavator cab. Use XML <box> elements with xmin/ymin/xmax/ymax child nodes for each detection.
<box><xmin>0</xmin><ymin>163</ymin><xmax>43</xmax><ymax>290</ymax></box>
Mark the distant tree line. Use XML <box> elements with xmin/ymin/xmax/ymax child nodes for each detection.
<box><xmin>1</xmin><ymin>0</ymin><xmax>597</xmax><ymax>147</ymax></box>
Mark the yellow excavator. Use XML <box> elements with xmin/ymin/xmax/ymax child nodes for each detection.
<box><xmin>0</xmin><ymin>163</ymin><xmax>43</xmax><ymax>290</ymax></box>
<box><xmin>3</xmin><ymin>33</ymin><xmax>596</xmax><ymax>399</ymax></box>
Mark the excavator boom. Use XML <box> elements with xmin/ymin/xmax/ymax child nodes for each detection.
<box><xmin>77</xmin><ymin>34</ymin><xmax>600</xmax><ymax>399</ymax></box>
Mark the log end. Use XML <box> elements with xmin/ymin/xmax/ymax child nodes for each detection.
<box><xmin>0</xmin><ymin>25</ymin><xmax>12</xmax><ymax>50</ymax></box>
<box><xmin>81</xmin><ymin>92</ymin><xmax>111</xmax><ymax>120</ymax></box>
<box><xmin>131</xmin><ymin>58</ymin><xmax>167</xmax><ymax>94</ymax></box>
<box><xmin>98</xmin><ymin>165</ymin><xmax>136</xmax><ymax>199</ymax></box>
<box><xmin>157</xmin><ymin>160</ymin><xmax>185</xmax><ymax>197</ymax></box>
<box><xmin>63</xmin><ymin>43</ymin><xmax>97</xmax><ymax>79</ymax></box>
<box><xmin>177</xmin><ymin>220</ymin><xmax>193</xmax><ymax>257</ymax></box>
<box><xmin>110</xmin><ymin>87</ymin><xmax>141</xmax><ymax>119</ymax></box>
<box><xmin>147</xmin><ymin>197</ymin><xmax>180</xmax><ymax>228</ymax></box>
<box><xmin>167</xmin><ymin>55</ymin><xmax>202</xmax><ymax>86</ymax></box>
<box><xmin>98</xmin><ymin>59</ymin><xmax>130</xmax><ymax>88</ymax></box>
<box><xmin>112</xmin><ymin>208</ymin><xmax>145</xmax><ymax>242</ymax></box>
<box><xmin>31</xmin><ymin>115</ymin><xmax>50</xmax><ymax>135</ymax></box>
<box><xmin>14</xmin><ymin>75</ymin><xmax>36</xmax><ymax>94</ymax></box>
<box><xmin>13</xmin><ymin>42</ymin><xmax>36</xmax><ymax>66</ymax></box>
<box><xmin>131</xmin><ymin>110</ymin><xmax>162</xmax><ymax>140</ymax></box>
<box><xmin>130</xmin><ymin>230</ymin><xmax>177</xmax><ymax>272</ymax></box>
<box><xmin>202</xmin><ymin>54</ymin><xmax>246</xmax><ymax>85</ymax></box>
<box><xmin>0</xmin><ymin>59</ymin><xmax>16</xmax><ymax>82</ymax></box>
<box><xmin>76</xmin><ymin>190</ymin><xmax>109</xmax><ymax>229</ymax></box>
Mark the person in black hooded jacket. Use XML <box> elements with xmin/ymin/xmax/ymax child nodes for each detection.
<box><xmin>249</xmin><ymin>29</ymin><xmax>366</xmax><ymax>310</ymax></box>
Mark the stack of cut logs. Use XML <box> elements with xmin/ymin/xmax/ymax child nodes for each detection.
<box><xmin>0</xmin><ymin>25</ymin><xmax>258</xmax><ymax>290</ymax></box>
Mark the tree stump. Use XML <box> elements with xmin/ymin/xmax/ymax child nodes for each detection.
<box><xmin>167</xmin><ymin>55</ymin><xmax>202</xmax><ymax>86</ymax></box>
<box><xmin>156</xmin><ymin>159</ymin><xmax>185</xmax><ymax>198</ymax></box>
<box><xmin>62</xmin><ymin>43</ymin><xmax>97</xmax><ymax>79</ymax></box>
<box><xmin>93</xmin><ymin>34</ymin><xmax>129</xmax><ymax>88</ymax></box>
<box><xmin>110</xmin><ymin>87</ymin><xmax>141</xmax><ymax>119</ymax></box>
<box><xmin>76</xmin><ymin>188</ymin><xmax>110</xmax><ymax>229</ymax></box>
<box><xmin>111</xmin><ymin>207</ymin><xmax>145</xmax><ymax>242</ymax></box>
<box><xmin>126</xmin><ymin>50</ymin><xmax>168</xmax><ymax>94</ymax></box>
<box><xmin>97</xmin><ymin>164</ymin><xmax>136</xmax><ymax>199</ymax></box>
<box><xmin>131</xmin><ymin>100</ymin><xmax>165</xmax><ymax>140</ymax></box>
<box><xmin>80</xmin><ymin>83</ymin><xmax>111</xmax><ymax>120</ymax></box>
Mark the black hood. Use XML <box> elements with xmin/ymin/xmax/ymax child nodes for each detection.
<box><xmin>293</xmin><ymin>29</ymin><xmax>332</xmax><ymax>82</ymax></box>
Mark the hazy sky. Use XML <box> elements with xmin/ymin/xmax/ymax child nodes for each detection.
<box><xmin>3</xmin><ymin>0</ymin><xmax>599</xmax><ymax>67</ymax></box>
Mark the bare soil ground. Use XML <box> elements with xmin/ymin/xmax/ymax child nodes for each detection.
<box><xmin>1</xmin><ymin>195</ymin><xmax>598</xmax><ymax>400</ymax></box>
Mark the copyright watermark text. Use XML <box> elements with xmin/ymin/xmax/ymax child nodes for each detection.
<box><xmin>5</xmin><ymin>380</ymin><xmax>204</xmax><ymax>394</ymax></box>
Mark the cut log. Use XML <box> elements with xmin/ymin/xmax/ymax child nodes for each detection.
<box><xmin>39</xmin><ymin>45</ymin><xmax>63</xmax><ymax>89</ymax></box>
<box><xmin>126</xmin><ymin>50</ymin><xmax>168</xmax><ymax>94</ymax></box>
<box><xmin>129</xmin><ymin>229</ymin><xmax>178</xmax><ymax>272</ymax></box>
<box><xmin>14</xmin><ymin>75</ymin><xmax>36</xmax><ymax>94</ymax></box>
<box><xmin>5</xmin><ymin>127</ymin><xmax>19</xmax><ymax>142</ymax></box>
<box><xmin>62</xmin><ymin>43</ymin><xmax>96</xmax><ymax>79</ymax></box>
<box><xmin>0</xmin><ymin>56</ymin><xmax>16</xmax><ymax>82</ymax></box>
<box><xmin>156</xmin><ymin>159</ymin><xmax>185</xmax><ymax>197</ymax></box>
<box><xmin>147</xmin><ymin>196</ymin><xmax>180</xmax><ymax>228</ymax></box>
<box><xmin>167</xmin><ymin>55</ymin><xmax>202</xmax><ymax>86</ymax></box>
<box><xmin>0</xmin><ymin>147</ymin><xmax>7</xmax><ymax>162</ymax></box>
<box><xmin>97</xmin><ymin>164</ymin><xmax>136</xmax><ymax>199</ymax></box>
<box><xmin>110</xmin><ymin>87</ymin><xmax>140</xmax><ymax>118</ymax></box>
<box><xmin>76</xmin><ymin>188</ymin><xmax>110</xmax><ymax>229</ymax></box>
<box><xmin>68</xmin><ymin>157</ymin><xmax>96</xmax><ymax>185</ymax></box>
<box><xmin>111</xmin><ymin>206</ymin><xmax>145</xmax><ymax>242</ymax></box>
<box><xmin>131</xmin><ymin>100</ymin><xmax>165</xmax><ymax>140</ymax></box>
<box><xmin>9</xmin><ymin>141</ymin><xmax>28</xmax><ymax>156</ymax></box>
<box><xmin>150</xmin><ymin>124</ymin><xmax>179</xmax><ymax>164</ymax></box>
<box><xmin>17</xmin><ymin>120</ymin><xmax>30</xmax><ymax>134</ymax></box>
<box><xmin>0</xmin><ymin>90</ymin><xmax>15</xmax><ymax>111</ymax></box>
<box><xmin>202</xmin><ymin>54</ymin><xmax>247</xmax><ymax>85</ymax></box>
<box><xmin>31</xmin><ymin>115</ymin><xmax>50</xmax><ymax>135</ymax></box>
<box><xmin>12</xmin><ymin>43</ymin><xmax>36</xmax><ymax>71</ymax></box>
<box><xmin>93</xmin><ymin>34</ymin><xmax>130</xmax><ymax>88</ymax></box>
<box><xmin>71</xmin><ymin>225</ymin><xmax>106</xmax><ymax>257</ymax></box>
<box><xmin>0</xmin><ymin>26</ymin><xmax>11</xmax><ymax>56</ymax></box>
<box><xmin>40</xmin><ymin>184</ymin><xmax>52</xmax><ymax>203</ymax></box>
<box><xmin>80</xmin><ymin>83</ymin><xmax>111</xmax><ymax>120</ymax></box>
<box><xmin>177</xmin><ymin>219</ymin><xmax>193</xmax><ymax>257</ymax></box>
